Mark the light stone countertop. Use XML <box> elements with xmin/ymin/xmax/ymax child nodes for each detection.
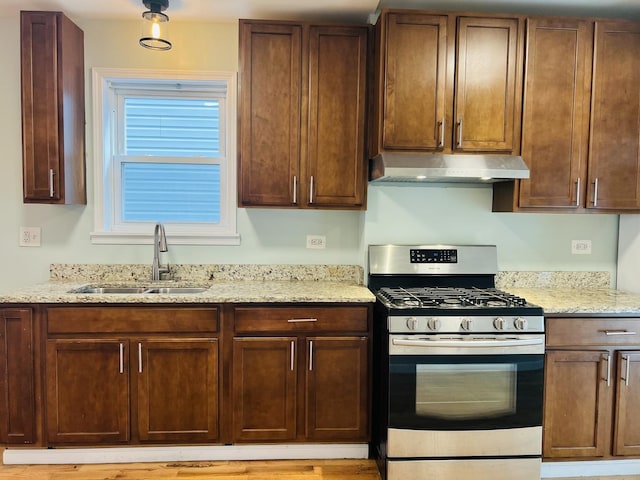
<box><xmin>503</xmin><ymin>287</ymin><xmax>640</xmax><ymax>316</ymax></box>
<box><xmin>0</xmin><ymin>280</ymin><xmax>375</xmax><ymax>304</ymax></box>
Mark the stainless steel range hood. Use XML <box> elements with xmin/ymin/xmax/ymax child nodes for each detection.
<box><xmin>369</xmin><ymin>153</ymin><xmax>530</xmax><ymax>183</ymax></box>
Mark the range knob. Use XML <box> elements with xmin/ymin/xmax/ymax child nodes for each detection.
<box><xmin>514</xmin><ymin>317</ymin><xmax>528</xmax><ymax>331</ymax></box>
<box><xmin>493</xmin><ymin>317</ymin><xmax>507</xmax><ymax>331</ymax></box>
<box><xmin>461</xmin><ymin>318</ymin><xmax>473</xmax><ymax>331</ymax></box>
<box><xmin>406</xmin><ymin>317</ymin><xmax>419</xmax><ymax>331</ymax></box>
<box><xmin>427</xmin><ymin>318</ymin><xmax>442</xmax><ymax>331</ymax></box>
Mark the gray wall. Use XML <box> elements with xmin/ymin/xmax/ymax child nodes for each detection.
<box><xmin>0</xmin><ymin>15</ymin><xmax>620</xmax><ymax>290</ymax></box>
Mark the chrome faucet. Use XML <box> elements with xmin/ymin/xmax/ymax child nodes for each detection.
<box><xmin>151</xmin><ymin>223</ymin><xmax>170</xmax><ymax>281</ymax></box>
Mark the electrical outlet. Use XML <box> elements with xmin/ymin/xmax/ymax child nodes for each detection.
<box><xmin>306</xmin><ymin>235</ymin><xmax>326</xmax><ymax>250</ymax></box>
<box><xmin>571</xmin><ymin>239</ymin><xmax>592</xmax><ymax>255</ymax></box>
<box><xmin>20</xmin><ymin>227</ymin><xmax>41</xmax><ymax>247</ymax></box>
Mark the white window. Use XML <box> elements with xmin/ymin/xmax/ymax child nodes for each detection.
<box><xmin>91</xmin><ymin>68</ymin><xmax>239</xmax><ymax>245</ymax></box>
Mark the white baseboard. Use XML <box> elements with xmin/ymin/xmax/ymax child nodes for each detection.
<box><xmin>541</xmin><ymin>459</ymin><xmax>640</xmax><ymax>478</ymax></box>
<box><xmin>2</xmin><ymin>444</ymin><xmax>369</xmax><ymax>465</ymax></box>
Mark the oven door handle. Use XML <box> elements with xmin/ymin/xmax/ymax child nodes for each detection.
<box><xmin>391</xmin><ymin>338</ymin><xmax>545</xmax><ymax>348</ymax></box>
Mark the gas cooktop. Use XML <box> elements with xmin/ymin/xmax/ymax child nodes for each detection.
<box><xmin>376</xmin><ymin>286</ymin><xmax>531</xmax><ymax>309</ymax></box>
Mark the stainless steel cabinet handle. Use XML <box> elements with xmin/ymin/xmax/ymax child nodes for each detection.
<box><xmin>603</xmin><ymin>353</ymin><xmax>611</xmax><ymax>387</ymax></box>
<box><xmin>439</xmin><ymin>119</ymin><xmax>445</xmax><ymax>148</ymax></box>
<box><xmin>309</xmin><ymin>340</ymin><xmax>314</xmax><ymax>371</ymax></box>
<box><xmin>293</xmin><ymin>176</ymin><xmax>297</xmax><ymax>204</ymax></box>
<box><xmin>49</xmin><ymin>169</ymin><xmax>55</xmax><ymax>198</ymax></box>
<box><xmin>575</xmin><ymin>178</ymin><xmax>581</xmax><ymax>207</ymax></box>
<box><xmin>290</xmin><ymin>340</ymin><xmax>295</xmax><ymax>371</ymax></box>
<box><xmin>309</xmin><ymin>176</ymin><xmax>315</xmax><ymax>204</ymax></box>
<box><xmin>457</xmin><ymin>120</ymin><xmax>463</xmax><ymax>148</ymax></box>
<box><xmin>622</xmin><ymin>355</ymin><xmax>631</xmax><ymax>386</ymax></box>
<box><xmin>592</xmin><ymin>178</ymin><xmax>599</xmax><ymax>207</ymax></box>
<box><xmin>119</xmin><ymin>343</ymin><xmax>124</xmax><ymax>374</ymax></box>
<box><xmin>603</xmin><ymin>330</ymin><xmax>637</xmax><ymax>336</ymax></box>
<box><xmin>288</xmin><ymin>318</ymin><xmax>318</xmax><ymax>323</ymax></box>
<box><xmin>138</xmin><ymin>343</ymin><xmax>143</xmax><ymax>373</ymax></box>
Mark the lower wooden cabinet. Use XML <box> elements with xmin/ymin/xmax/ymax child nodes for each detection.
<box><xmin>231</xmin><ymin>305</ymin><xmax>371</xmax><ymax>443</ymax></box>
<box><xmin>46</xmin><ymin>339</ymin><xmax>130</xmax><ymax>444</ymax></box>
<box><xmin>305</xmin><ymin>337</ymin><xmax>369</xmax><ymax>441</ymax></box>
<box><xmin>44</xmin><ymin>307</ymin><xmax>219</xmax><ymax>445</ymax></box>
<box><xmin>40</xmin><ymin>304</ymin><xmax>370</xmax><ymax>447</ymax></box>
<box><xmin>544</xmin><ymin>317</ymin><xmax>640</xmax><ymax>459</ymax></box>
<box><xmin>0</xmin><ymin>308</ymin><xmax>36</xmax><ymax>444</ymax></box>
<box><xmin>232</xmin><ymin>337</ymin><xmax>297</xmax><ymax>441</ymax></box>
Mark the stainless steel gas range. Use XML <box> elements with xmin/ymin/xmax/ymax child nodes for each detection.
<box><xmin>369</xmin><ymin>244</ymin><xmax>545</xmax><ymax>480</ymax></box>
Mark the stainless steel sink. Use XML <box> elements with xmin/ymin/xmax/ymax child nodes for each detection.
<box><xmin>71</xmin><ymin>286</ymin><xmax>151</xmax><ymax>294</ymax></box>
<box><xmin>144</xmin><ymin>287</ymin><xmax>209</xmax><ymax>294</ymax></box>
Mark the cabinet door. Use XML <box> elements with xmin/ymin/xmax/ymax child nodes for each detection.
<box><xmin>543</xmin><ymin>350</ymin><xmax>612</xmax><ymax>458</ymax></box>
<box><xmin>588</xmin><ymin>21</ymin><xmax>640</xmax><ymax>210</ymax></box>
<box><xmin>454</xmin><ymin>17</ymin><xmax>522</xmax><ymax>152</ymax></box>
<box><xmin>232</xmin><ymin>337</ymin><xmax>297</xmax><ymax>441</ymax></box>
<box><xmin>136</xmin><ymin>339</ymin><xmax>218</xmax><ymax>443</ymax></box>
<box><xmin>518</xmin><ymin>18</ymin><xmax>592</xmax><ymax>209</ymax></box>
<box><xmin>381</xmin><ymin>13</ymin><xmax>449</xmax><ymax>151</ymax></box>
<box><xmin>20</xmin><ymin>11</ymin><xmax>85</xmax><ymax>204</ymax></box>
<box><xmin>21</xmin><ymin>12</ymin><xmax>61</xmax><ymax>201</ymax></box>
<box><xmin>46</xmin><ymin>339</ymin><xmax>129</xmax><ymax>444</ymax></box>
<box><xmin>307</xmin><ymin>26</ymin><xmax>367</xmax><ymax>208</ymax></box>
<box><xmin>305</xmin><ymin>337</ymin><xmax>369</xmax><ymax>441</ymax></box>
<box><xmin>238</xmin><ymin>22</ymin><xmax>302</xmax><ymax>207</ymax></box>
<box><xmin>0</xmin><ymin>309</ymin><xmax>35</xmax><ymax>444</ymax></box>
<box><xmin>614</xmin><ymin>351</ymin><xmax>640</xmax><ymax>456</ymax></box>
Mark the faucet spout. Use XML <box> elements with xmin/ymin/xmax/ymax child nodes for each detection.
<box><xmin>151</xmin><ymin>223</ymin><xmax>170</xmax><ymax>281</ymax></box>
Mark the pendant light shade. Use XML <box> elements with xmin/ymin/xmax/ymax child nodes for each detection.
<box><xmin>140</xmin><ymin>0</ymin><xmax>172</xmax><ymax>51</ymax></box>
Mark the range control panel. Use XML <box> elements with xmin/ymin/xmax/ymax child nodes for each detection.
<box><xmin>410</xmin><ymin>249</ymin><xmax>458</xmax><ymax>263</ymax></box>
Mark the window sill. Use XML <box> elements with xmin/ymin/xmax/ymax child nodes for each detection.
<box><xmin>90</xmin><ymin>231</ymin><xmax>241</xmax><ymax>246</ymax></box>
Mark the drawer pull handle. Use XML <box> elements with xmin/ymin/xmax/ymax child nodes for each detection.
<box><xmin>288</xmin><ymin>318</ymin><xmax>318</xmax><ymax>323</ymax></box>
<box><xmin>603</xmin><ymin>330</ymin><xmax>637</xmax><ymax>336</ymax></box>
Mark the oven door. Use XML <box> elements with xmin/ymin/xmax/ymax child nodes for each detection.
<box><xmin>387</xmin><ymin>334</ymin><xmax>544</xmax><ymax>458</ymax></box>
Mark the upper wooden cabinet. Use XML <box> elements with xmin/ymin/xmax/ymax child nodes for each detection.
<box><xmin>494</xmin><ymin>17</ymin><xmax>640</xmax><ymax>213</ymax></box>
<box><xmin>587</xmin><ymin>20</ymin><xmax>640</xmax><ymax>210</ymax></box>
<box><xmin>238</xmin><ymin>20</ymin><xmax>369</xmax><ymax>210</ymax></box>
<box><xmin>20</xmin><ymin>11</ymin><xmax>86</xmax><ymax>205</ymax></box>
<box><xmin>371</xmin><ymin>11</ymin><xmax>524</xmax><ymax>156</ymax></box>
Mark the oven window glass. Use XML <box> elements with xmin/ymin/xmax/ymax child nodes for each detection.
<box><xmin>389</xmin><ymin>354</ymin><xmax>543</xmax><ymax>430</ymax></box>
<box><xmin>415</xmin><ymin>363</ymin><xmax>516</xmax><ymax>419</ymax></box>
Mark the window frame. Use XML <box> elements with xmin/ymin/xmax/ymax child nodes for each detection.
<box><xmin>90</xmin><ymin>67</ymin><xmax>239</xmax><ymax>245</ymax></box>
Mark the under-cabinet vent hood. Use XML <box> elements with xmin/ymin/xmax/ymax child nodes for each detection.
<box><xmin>369</xmin><ymin>153</ymin><xmax>530</xmax><ymax>183</ymax></box>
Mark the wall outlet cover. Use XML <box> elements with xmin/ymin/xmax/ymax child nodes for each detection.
<box><xmin>20</xmin><ymin>227</ymin><xmax>41</xmax><ymax>247</ymax></box>
<box><xmin>306</xmin><ymin>235</ymin><xmax>326</xmax><ymax>249</ymax></box>
<box><xmin>571</xmin><ymin>239</ymin><xmax>592</xmax><ymax>255</ymax></box>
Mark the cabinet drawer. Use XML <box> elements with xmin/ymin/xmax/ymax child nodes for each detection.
<box><xmin>234</xmin><ymin>306</ymin><xmax>369</xmax><ymax>333</ymax></box>
<box><xmin>546</xmin><ymin>317</ymin><xmax>640</xmax><ymax>347</ymax></box>
<box><xmin>47</xmin><ymin>307</ymin><xmax>218</xmax><ymax>334</ymax></box>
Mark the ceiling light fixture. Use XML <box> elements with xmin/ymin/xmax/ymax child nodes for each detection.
<box><xmin>139</xmin><ymin>0</ymin><xmax>172</xmax><ymax>51</ymax></box>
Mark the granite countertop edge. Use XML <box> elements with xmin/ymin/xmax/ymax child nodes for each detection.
<box><xmin>503</xmin><ymin>287</ymin><xmax>640</xmax><ymax>315</ymax></box>
<box><xmin>0</xmin><ymin>280</ymin><xmax>376</xmax><ymax>305</ymax></box>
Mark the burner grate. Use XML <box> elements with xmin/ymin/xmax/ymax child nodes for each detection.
<box><xmin>376</xmin><ymin>286</ymin><xmax>530</xmax><ymax>310</ymax></box>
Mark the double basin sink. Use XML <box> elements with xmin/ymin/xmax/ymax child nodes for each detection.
<box><xmin>70</xmin><ymin>286</ymin><xmax>209</xmax><ymax>295</ymax></box>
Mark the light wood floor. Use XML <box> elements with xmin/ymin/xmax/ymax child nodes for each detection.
<box><xmin>0</xmin><ymin>458</ymin><xmax>382</xmax><ymax>480</ymax></box>
<box><xmin>0</xmin><ymin>458</ymin><xmax>639</xmax><ymax>480</ymax></box>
